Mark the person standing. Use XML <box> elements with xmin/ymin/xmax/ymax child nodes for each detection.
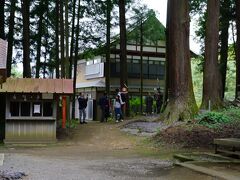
<box><xmin>145</xmin><ymin>92</ymin><xmax>153</xmax><ymax>115</ymax></box>
<box><xmin>155</xmin><ymin>88</ymin><xmax>163</xmax><ymax>114</ymax></box>
<box><xmin>114</xmin><ymin>95</ymin><xmax>122</xmax><ymax>123</ymax></box>
<box><xmin>99</xmin><ymin>92</ymin><xmax>110</xmax><ymax>122</ymax></box>
<box><xmin>115</xmin><ymin>88</ymin><xmax>125</xmax><ymax>120</ymax></box>
<box><xmin>78</xmin><ymin>92</ymin><xmax>88</xmax><ymax>124</ymax></box>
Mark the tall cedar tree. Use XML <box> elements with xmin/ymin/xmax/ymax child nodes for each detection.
<box><xmin>219</xmin><ymin>0</ymin><xmax>231</xmax><ymax>99</ymax></box>
<box><xmin>72</xmin><ymin>0</ymin><xmax>81</xmax><ymax>119</ymax></box>
<box><xmin>236</xmin><ymin>0</ymin><xmax>240</xmax><ymax>99</ymax></box>
<box><xmin>21</xmin><ymin>0</ymin><xmax>31</xmax><ymax>77</ymax></box>
<box><xmin>119</xmin><ymin>0</ymin><xmax>129</xmax><ymax>116</ymax></box>
<box><xmin>0</xmin><ymin>0</ymin><xmax>5</xmax><ymax>39</ymax></box>
<box><xmin>7</xmin><ymin>0</ymin><xmax>17</xmax><ymax>77</ymax></box>
<box><xmin>119</xmin><ymin>0</ymin><xmax>127</xmax><ymax>88</ymax></box>
<box><xmin>201</xmin><ymin>0</ymin><xmax>222</xmax><ymax>109</ymax></box>
<box><xmin>55</xmin><ymin>0</ymin><xmax>60</xmax><ymax>78</ymax></box>
<box><xmin>69</xmin><ymin>0</ymin><xmax>77</xmax><ymax>79</ymax></box>
<box><xmin>105</xmin><ymin>0</ymin><xmax>112</xmax><ymax>95</ymax></box>
<box><xmin>36</xmin><ymin>0</ymin><xmax>45</xmax><ymax>78</ymax></box>
<box><xmin>60</xmin><ymin>0</ymin><xmax>65</xmax><ymax>78</ymax></box>
<box><xmin>163</xmin><ymin>0</ymin><xmax>197</xmax><ymax>122</ymax></box>
<box><xmin>65</xmin><ymin>0</ymin><xmax>70</xmax><ymax>78</ymax></box>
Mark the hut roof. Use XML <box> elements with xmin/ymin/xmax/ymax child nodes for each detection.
<box><xmin>0</xmin><ymin>78</ymin><xmax>73</xmax><ymax>94</ymax></box>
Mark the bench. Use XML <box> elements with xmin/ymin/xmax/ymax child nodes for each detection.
<box><xmin>214</xmin><ymin>138</ymin><xmax>240</xmax><ymax>157</ymax></box>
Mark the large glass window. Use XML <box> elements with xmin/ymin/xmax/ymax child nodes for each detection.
<box><xmin>43</xmin><ymin>102</ymin><xmax>53</xmax><ymax>117</ymax></box>
<box><xmin>9</xmin><ymin>101</ymin><xmax>54</xmax><ymax>118</ymax></box>
<box><xmin>21</xmin><ymin>102</ymin><xmax>31</xmax><ymax>116</ymax></box>
<box><xmin>10</xmin><ymin>102</ymin><xmax>19</xmax><ymax>116</ymax></box>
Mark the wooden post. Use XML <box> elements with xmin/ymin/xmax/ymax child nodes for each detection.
<box><xmin>62</xmin><ymin>96</ymin><xmax>66</xmax><ymax>128</ymax></box>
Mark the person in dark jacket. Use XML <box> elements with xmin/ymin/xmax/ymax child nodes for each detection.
<box><xmin>78</xmin><ymin>92</ymin><xmax>88</xmax><ymax>124</ymax></box>
<box><xmin>154</xmin><ymin>88</ymin><xmax>163</xmax><ymax>114</ymax></box>
<box><xmin>145</xmin><ymin>92</ymin><xmax>153</xmax><ymax>115</ymax></box>
<box><xmin>99</xmin><ymin>92</ymin><xmax>110</xmax><ymax>122</ymax></box>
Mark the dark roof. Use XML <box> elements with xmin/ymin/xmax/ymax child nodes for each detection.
<box><xmin>81</xmin><ymin>14</ymin><xmax>166</xmax><ymax>59</ymax></box>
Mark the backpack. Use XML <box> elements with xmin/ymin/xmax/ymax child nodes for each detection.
<box><xmin>120</xmin><ymin>93</ymin><xmax>126</xmax><ymax>102</ymax></box>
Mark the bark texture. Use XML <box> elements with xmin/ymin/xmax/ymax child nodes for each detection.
<box><xmin>0</xmin><ymin>0</ymin><xmax>5</xmax><ymax>39</ymax></box>
<box><xmin>236</xmin><ymin>0</ymin><xmax>240</xmax><ymax>99</ymax></box>
<box><xmin>55</xmin><ymin>0</ymin><xmax>60</xmax><ymax>78</ymax></box>
<box><xmin>201</xmin><ymin>0</ymin><xmax>222</xmax><ymax>109</ymax></box>
<box><xmin>60</xmin><ymin>0</ymin><xmax>65</xmax><ymax>78</ymax></box>
<box><xmin>105</xmin><ymin>0</ymin><xmax>111</xmax><ymax>95</ymax></box>
<box><xmin>163</xmin><ymin>0</ymin><xmax>198</xmax><ymax>123</ymax></box>
<box><xmin>119</xmin><ymin>0</ymin><xmax>127</xmax><ymax>88</ymax></box>
<box><xmin>7</xmin><ymin>0</ymin><xmax>16</xmax><ymax>77</ymax></box>
<box><xmin>36</xmin><ymin>0</ymin><xmax>44</xmax><ymax>78</ymax></box>
<box><xmin>219</xmin><ymin>0</ymin><xmax>230</xmax><ymax>99</ymax></box>
<box><xmin>72</xmin><ymin>0</ymin><xmax>81</xmax><ymax>119</ymax></box>
<box><xmin>22</xmin><ymin>0</ymin><xmax>31</xmax><ymax>78</ymax></box>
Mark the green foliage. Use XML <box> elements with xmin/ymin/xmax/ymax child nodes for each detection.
<box><xmin>66</xmin><ymin>119</ymin><xmax>79</xmax><ymax>129</ymax></box>
<box><xmin>191</xmin><ymin>58</ymin><xmax>203</xmax><ymax>106</ymax></box>
<box><xmin>196</xmin><ymin>107</ymin><xmax>240</xmax><ymax>128</ymax></box>
<box><xmin>129</xmin><ymin>97</ymin><xmax>141</xmax><ymax>107</ymax></box>
<box><xmin>191</xmin><ymin>46</ymin><xmax>236</xmax><ymax>106</ymax></box>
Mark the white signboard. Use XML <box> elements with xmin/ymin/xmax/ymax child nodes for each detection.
<box><xmin>0</xmin><ymin>39</ymin><xmax>8</xmax><ymax>69</ymax></box>
<box><xmin>85</xmin><ymin>62</ymin><xmax>104</xmax><ymax>79</ymax></box>
<box><xmin>34</xmin><ymin>104</ymin><xmax>41</xmax><ymax>114</ymax></box>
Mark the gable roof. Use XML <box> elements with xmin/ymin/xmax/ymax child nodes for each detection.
<box><xmin>81</xmin><ymin>14</ymin><xmax>166</xmax><ymax>59</ymax></box>
<box><xmin>112</xmin><ymin>14</ymin><xmax>166</xmax><ymax>45</ymax></box>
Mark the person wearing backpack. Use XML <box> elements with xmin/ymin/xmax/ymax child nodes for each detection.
<box><xmin>114</xmin><ymin>95</ymin><xmax>122</xmax><ymax>123</ymax></box>
<box><xmin>115</xmin><ymin>88</ymin><xmax>125</xmax><ymax>120</ymax></box>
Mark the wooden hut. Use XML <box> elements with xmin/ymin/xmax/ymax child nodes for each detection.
<box><xmin>0</xmin><ymin>78</ymin><xmax>73</xmax><ymax>144</ymax></box>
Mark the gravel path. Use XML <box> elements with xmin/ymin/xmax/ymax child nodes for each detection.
<box><xmin>0</xmin><ymin>121</ymin><xmax>213</xmax><ymax>180</ymax></box>
<box><xmin>122</xmin><ymin>118</ymin><xmax>182</xmax><ymax>136</ymax></box>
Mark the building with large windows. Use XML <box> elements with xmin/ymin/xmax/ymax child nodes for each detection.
<box><xmin>74</xmin><ymin>14</ymin><xmax>166</xmax><ymax>120</ymax></box>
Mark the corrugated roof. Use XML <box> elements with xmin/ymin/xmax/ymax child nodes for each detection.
<box><xmin>0</xmin><ymin>78</ymin><xmax>73</xmax><ymax>94</ymax></box>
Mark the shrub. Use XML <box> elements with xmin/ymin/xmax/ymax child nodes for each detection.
<box><xmin>196</xmin><ymin>111</ymin><xmax>230</xmax><ymax>129</ymax></box>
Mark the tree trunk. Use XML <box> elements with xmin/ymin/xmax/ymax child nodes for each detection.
<box><xmin>119</xmin><ymin>0</ymin><xmax>127</xmax><ymax>88</ymax></box>
<box><xmin>43</xmin><ymin>2</ymin><xmax>49</xmax><ymax>78</ymax></box>
<box><xmin>55</xmin><ymin>0</ymin><xmax>60</xmax><ymax>78</ymax></box>
<box><xmin>140</xmin><ymin>19</ymin><xmax>143</xmax><ymax>114</ymax></box>
<box><xmin>21</xmin><ymin>0</ymin><xmax>31</xmax><ymax>78</ymax></box>
<box><xmin>69</xmin><ymin>0</ymin><xmax>77</xmax><ymax>79</ymax></box>
<box><xmin>60</xmin><ymin>0</ymin><xmax>65</xmax><ymax>78</ymax></box>
<box><xmin>162</xmin><ymin>0</ymin><xmax>198</xmax><ymax>123</ymax></box>
<box><xmin>236</xmin><ymin>0</ymin><xmax>240</xmax><ymax>99</ymax></box>
<box><xmin>72</xmin><ymin>0</ymin><xmax>81</xmax><ymax>119</ymax></box>
<box><xmin>163</xmin><ymin>0</ymin><xmax>170</xmax><ymax>111</ymax></box>
<box><xmin>105</xmin><ymin>0</ymin><xmax>111</xmax><ymax>95</ymax></box>
<box><xmin>0</xmin><ymin>0</ymin><xmax>5</xmax><ymax>39</ymax></box>
<box><xmin>119</xmin><ymin>0</ymin><xmax>129</xmax><ymax>116</ymax></box>
<box><xmin>36</xmin><ymin>0</ymin><xmax>44</xmax><ymax>78</ymax></box>
<box><xmin>219</xmin><ymin>0</ymin><xmax>230</xmax><ymax>99</ymax></box>
<box><xmin>65</xmin><ymin>0</ymin><xmax>70</xmax><ymax>78</ymax></box>
<box><xmin>201</xmin><ymin>0</ymin><xmax>222</xmax><ymax>109</ymax></box>
<box><xmin>7</xmin><ymin>0</ymin><xmax>16</xmax><ymax>77</ymax></box>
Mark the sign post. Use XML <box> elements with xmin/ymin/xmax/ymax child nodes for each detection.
<box><xmin>0</xmin><ymin>39</ymin><xmax>8</xmax><ymax>85</ymax></box>
<box><xmin>0</xmin><ymin>39</ymin><xmax>7</xmax><ymax>69</ymax></box>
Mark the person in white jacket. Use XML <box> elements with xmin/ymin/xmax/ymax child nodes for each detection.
<box><xmin>115</xmin><ymin>88</ymin><xmax>125</xmax><ymax>120</ymax></box>
<box><xmin>114</xmin><ymin>95</ymin><xmax>123</xmax><ymax>122</ymax></box>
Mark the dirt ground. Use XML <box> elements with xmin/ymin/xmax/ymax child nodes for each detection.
<box><xmin>0</xmin><ymin>121</ymin><xmax>219</xmax><ymax>180</ymax></box>
<box><xmin>154</xmin><ymin>122</ymin><xmax>240</xmax><ymax>148</ymax></box>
